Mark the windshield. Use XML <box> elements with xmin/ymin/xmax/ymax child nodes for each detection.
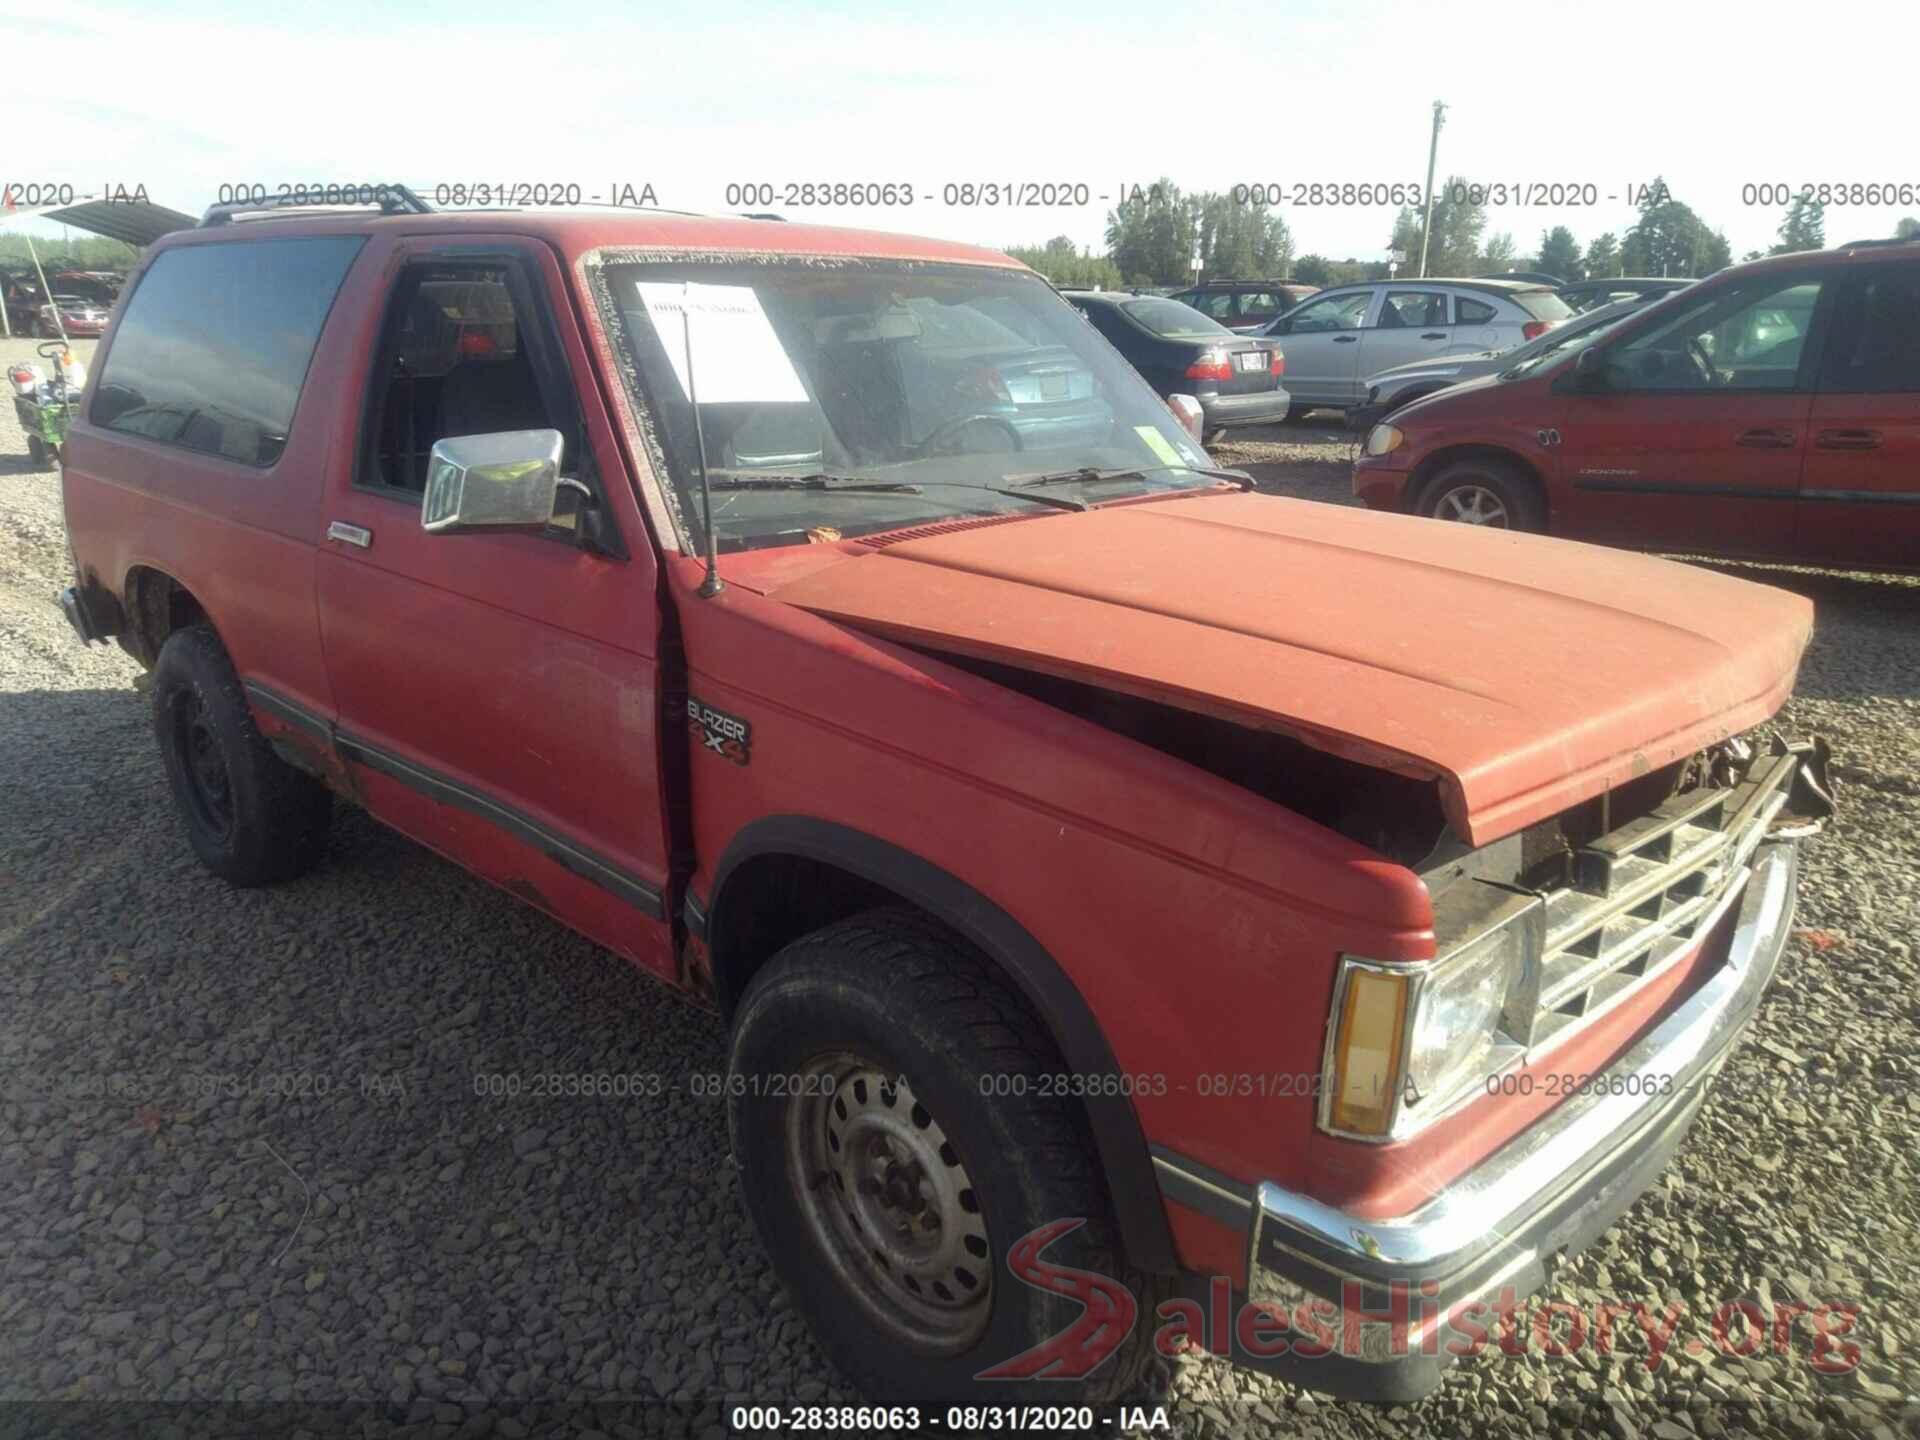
<box><xmin>594</xmin><ymin>260</ymin><xmax>1220</xmax><ymax>553</ymax></box>
<box><xmin>1499</xmin><ymin>305</ymin><xmax>1640</xmax><ymax>379</ymax></box>
<box><xmin>1123</xmin><ymin>297</ymin><xmax>1232</xmax><ymax>339</ymax></box>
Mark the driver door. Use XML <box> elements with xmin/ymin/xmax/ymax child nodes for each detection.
<box><xmin>1269</xmin><ymin>288</ymin><xmax>1375</xmax><ymax>406</ymax></box>
<box><xmin>1554</xmin><ymin>272</ymin><xmax>1831</xmax><ymax>557</ymax></box>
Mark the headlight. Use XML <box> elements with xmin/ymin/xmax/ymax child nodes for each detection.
<box><xmin>1322</xmin><ymin>885</ymin><xmax>1542</xmax><ymax>1140</ymax></box>
<box><xmin>1364</xmin><ymin>423</ymin><xmax>1404</xmax><ymax>457</ymax></box>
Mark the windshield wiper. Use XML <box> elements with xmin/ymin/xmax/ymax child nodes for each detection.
<box><xmin>706</xmin><ymin>472</ymin><xmax>922</xmax><ymax>494</ymax></box>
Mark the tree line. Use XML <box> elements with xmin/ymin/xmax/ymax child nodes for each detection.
<box><xmin>1008</xmin><ymin>175</ymin><xmax>1920</xmax><ymax>290</ymax></box>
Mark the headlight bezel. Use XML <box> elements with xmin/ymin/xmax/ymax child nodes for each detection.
<box><xmin>1320</xmin><ymin>883</ymin><xmax>1544</xmax><ymax>1143</ymax></box>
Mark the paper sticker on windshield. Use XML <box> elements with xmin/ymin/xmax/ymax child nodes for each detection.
<box><xmin>1134</xmin><ymin>425</ymin><xmax>1188</xmax><ymax>468</ymax></box>
<box><xmin>636</xmin><ymin>282</ymin><xmax>808</xmax><ymax>406</ymax></box>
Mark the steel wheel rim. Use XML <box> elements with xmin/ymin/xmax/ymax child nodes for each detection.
<box><xmin>169</xmin><ymin>689</ymin><xmax>234</xmax><ymax>840</ymax></box>
<box><xmin>1435</xmin><ymin>482</ymin><xmax>1510</xmax><ymax>527</ymax></box>
<box><xmin>786</xmin><ymin>1053</ymin><xmax>993</xmax><ymax>1352</ymax></box>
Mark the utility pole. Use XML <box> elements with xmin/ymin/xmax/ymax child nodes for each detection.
<box><xmin>1417</xmin><ymin>100</ymin><xmax>1447</xmax><ymax>278</ymax></box>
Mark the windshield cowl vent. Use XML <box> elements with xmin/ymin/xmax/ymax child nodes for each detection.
<box><xmin>858</xmin><ymin>511</ymin><xmax>1063</xmax><ymax>550</ymax></box>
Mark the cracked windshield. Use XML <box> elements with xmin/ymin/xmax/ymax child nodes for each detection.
<box><xmin>598</xmin><ymin>263</ymin><xmax>1219</xmax><ymax>550</ymax></box>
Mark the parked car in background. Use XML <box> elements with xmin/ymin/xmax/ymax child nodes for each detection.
<box><xmin>3</xmin><ymin>272</ymin><xmax>48</xmax><ymax>334</ymax></box>
<box><xmin>1258</xmin><ymin>279</ymin><xmax>1571</xmax><ymax>417</ymax></box>
<box><xmin>1166</xmin><ymin>279</ymin><xmax>1319</xmax><ymax>332</ymax></box>
<box><xmin>1065</xmin><ymin>289</ymin><xmax>1290</xmax><ymax>437</ymax></box>
<box><xmin>1349</xmin><ymin>296</ymin><xmax>1660</xmax><ymax>429</ymax></box>
<box><xmin>37</xmin><ymin>293</ymin><xmax>113</xmax><ymax>338</ymax></box>
<box><xmin>1353</xmin><ymin>239</ymin><xmax>1920</xmax><ymax>571</ymax></box>
<box><xmin>1555</xmin><ymin>276</ymin><xmax>1693</xmax><ymax>313</ymax></box>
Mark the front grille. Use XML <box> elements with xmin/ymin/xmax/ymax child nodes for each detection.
<box><xmin>1525</xmin><ymin>752</ymin><xmax>1797</xmax><ymax>1052</ymax></box>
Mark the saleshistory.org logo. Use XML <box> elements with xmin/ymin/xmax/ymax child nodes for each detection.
<box><xmin>977</xmin><ymin>1219</ymin><xmax>1868</xmax><ymax>1379</ymax></box>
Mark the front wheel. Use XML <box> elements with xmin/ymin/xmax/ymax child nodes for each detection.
<box><xmin>728</xmin><ymin>909</ymin><xmax>1157</xmax><ymax>1407</ymax></box>
<box><xmin>1419</xmin><ymin>458</ymin><xmax>1544</xmax><ymax>532</ymax></box>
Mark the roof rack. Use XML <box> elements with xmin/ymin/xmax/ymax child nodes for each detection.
<box><xmin>199</xmin><ymin>185</ymin><xmax>434</xmax><ymax>227</ymax></box>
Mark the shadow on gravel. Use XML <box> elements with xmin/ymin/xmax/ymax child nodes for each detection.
<box><xmin>0</xmin><ymin>682</ymin><xmax>839</xmax><ymax>1411</ymax></box>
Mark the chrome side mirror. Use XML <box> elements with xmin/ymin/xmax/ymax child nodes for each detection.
<box><xmin>422</xmin><ymin>429</ymin><xmax>583</xmax><ymax>533</ymax></box>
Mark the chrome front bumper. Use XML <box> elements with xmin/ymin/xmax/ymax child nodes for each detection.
<box><xmin>1153</xmin><ymin>839</ymin><xmax>1801</xmax><ymax>1399</ymax></box>
<box><xmin>1263</xmin><ymin>840</ymin><xmax>1794</xmax><ymax>1328</ymax></box>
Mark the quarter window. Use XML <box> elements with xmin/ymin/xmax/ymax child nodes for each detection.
<box><xmin>90</xmin><ymin>236</ymin><xmax>363</xmax><ymax>467</ymax></box>
<box><xmin>1455</xmin><ymin>296</ymin><xmax>1497</xmax><ymax>325</ymax></box>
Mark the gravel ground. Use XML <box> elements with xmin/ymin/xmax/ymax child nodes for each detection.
<box><xmin>2</xmin><ymin>343</ymin><xmax>1915</xmax><ymax>1438</ymax></box>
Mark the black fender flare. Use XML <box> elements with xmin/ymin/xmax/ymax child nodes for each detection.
<box><xmin>699</xmin><ymin>815</ymin><xmax>1179</xmax><ymax>1276</ymax></box>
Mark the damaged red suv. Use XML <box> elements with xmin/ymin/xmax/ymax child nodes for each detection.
<box><xmin>58</xmin><ymin>193</ymin><xmax>1832</xmax><ymax>1407</ymax></box>
<box><xmin>1353</xmin><ymin>239</ymin><xmax>1920</xmax><ymax>572</ymax></box>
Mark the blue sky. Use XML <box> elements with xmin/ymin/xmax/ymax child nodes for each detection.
<box><xmin>10</xmin><ymin>0</ymin><xmax>1915</xmax><ymax>265</ymax></box>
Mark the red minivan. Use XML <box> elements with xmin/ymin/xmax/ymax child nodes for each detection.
<box><xmin>1352</xmin><ymin>239</ymin><xmax>1920</xmax><ymax>572</ymax></box>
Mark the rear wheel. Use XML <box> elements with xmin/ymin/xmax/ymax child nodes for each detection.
<box><xmin>151</xmin><ymin>623</ymin><xmax>332</xmax><ymax>886</ymax></box>
<box><xmin>1419</xmin><ymin>457</ymin><xmax>1544</xmax><ymax>532</ymax></box>
<box><xmin>728</xmin><ymin>908</ymin><xmax>1158</xmax><ymax>1407</ymax></box>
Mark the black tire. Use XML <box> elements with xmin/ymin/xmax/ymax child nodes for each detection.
<box><xmin>1419</xmin><ymin>456</ymin><xmax>1545</xmax><ymax>532</ymax></box>
<box><xmin>26</xmin><ymin>435</ymin><xmax>48</xmax><ymax>468</ymax></box>
<box><xmin>151</xmin><ymin>623</ymin><xmax>332</xmax><ymax>886</ymax></box>
<box><xmin>728</xmin><ymin>908</ymin><xmax>1159</xmax><ymax>1409</ymax></box>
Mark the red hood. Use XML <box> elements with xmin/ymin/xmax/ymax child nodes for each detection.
<box><xmin>761</xmin><ymin>492</ymin><xmax>1813</xmax><ymax>847</ymax></box>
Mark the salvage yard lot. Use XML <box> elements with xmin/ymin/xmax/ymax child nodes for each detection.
<box><xmin>2</xmin><ymin>336</ymin><xmax>1916</xmax><ymax>1437</ymax></box>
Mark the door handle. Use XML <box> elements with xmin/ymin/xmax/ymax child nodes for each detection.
<box><xmin>1333</xmin><ymin>335</ymin><xmax>1359</xmax><ymax>344</ymax></box>
<box><xmin>1815</xmin><ymin>428</ymin><xmax>1884</xmax><ymax>451</ymax></box>
<box><xmin>326</xmin><ymin>521</ymin><xmax>372</xmax><ymax>548</ymax></box>
<box><xmin>1734</xmin><ymin>428</ymin><xmax>1797</xmax><ymax>449</ymax></box>
<box><xmin>1420</xmin><ymin>331</ymin><xmax>1447</xmax><ymax>339</ymax></box>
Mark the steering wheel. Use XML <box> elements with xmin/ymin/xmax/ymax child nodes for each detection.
<box><xmin>1685</xmin><ymin>337</ymin><xmax>1718</xmax><ymax>385</ymax></box>
<box><xmin>911</xmin><ymin>413</ymin><xmax>1022</xmax><ymax>457</ymax></box>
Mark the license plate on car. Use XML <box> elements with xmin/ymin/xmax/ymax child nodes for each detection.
<box><xmin>1236</xmin><ymin>351</ymin><xmax>1267</xmax><ymax>372</ymax></box>
<box><xmin>1039</xmin><ymin>373</ymin><xmax>1068</xmax><ymax>399</ymax></box>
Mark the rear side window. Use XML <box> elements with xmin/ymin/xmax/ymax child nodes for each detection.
<box><xmin>1819</xmin><ymin>263</ymin><xmax>1920</xmax><ymax>393</ymax></box>
<box><xmin>1512</xmin><ymin>288</ymin><xmax>1574</xmax><ymax>322</ymax></box>
<box><xmin>1122</xmin><ymin>298</ymin><xmax>1232</xmax><ymax>338</ymax></box>
<box><xmin>1456</xmin><ymin>296</ymin><xmax>1497</xmax><ymax>324</ymax></box>
<box><xmin>91</xmin><ymin>236</ymin><xmax>363</xmax><ymax>467</ymax></box>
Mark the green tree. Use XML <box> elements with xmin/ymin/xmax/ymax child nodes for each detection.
<box><xmin>1582</xmin><ymin>232</ymin><xmax>1619</xmax><ymax>277</ymax></box>
<box><xmin>1699</xmin><ymin>228</ymin><xmax>1732</xmax><ymax>274</ymax></box>
<box><xmin>1773</xmin><ymin>194</ymin><xmax>1826</xmax><ymax>254</ymax></box>
<box><xmin>1476</xmin><ymin>232</ymin><xmax>1518</xmax><ymax>275</ymax></box>
<box><xmin>1621</xmin><ymin>181</ymin><xmax>1721</xmax><ymax>277</ymax></box>
<box><xmin>1896</xmin><ymin>217</ymin><xmax>1920</xmax><ymax>240</ymax></box>
<box><xmin>1195</xmin><ymin>193</ymin><xmax>1294</xmax><ymax>280</ymax></box>
<box><xmin>1004</xmin><ymin>236</ymin><xmax>1124</xmax><ymax>289</ymax></box>
<box><xmin>1389</xmin><ymin>177</ymin><xmax>1488</xmax><ymax>276</ymax></box>
<box><xmin>1104</xmin><ymin>179</ymin><xmax>1199</xmax><ymax>287</ymax></box>
<box><xmin>1537</xmin><ymin>226</ymin><xmax>1582</xmax><ymax>280</ymax></box>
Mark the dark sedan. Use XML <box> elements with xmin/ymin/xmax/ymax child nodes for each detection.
<box><xmin>1064</xmin><ymin>291</ymin><xmax>1289</xmax><ymax>438</ymax></box>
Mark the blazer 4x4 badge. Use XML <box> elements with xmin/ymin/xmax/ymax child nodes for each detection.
<box><xmin>688</xmin><ymin>696</ymin><xmax>752</xmax><ymax>766</ymax></box>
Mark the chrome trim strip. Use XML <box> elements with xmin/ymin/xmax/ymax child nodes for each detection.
<box><xmin>240</xmin><ymin>680</ymin><xmax>665</xmax><ymax>921</ymax></box>
<box><xmin>1254</xmin><ymin>842</ymin><xmax>1796</xmax><ymax>1307</ymax></box>
<box><xmin>336</xmin><ymin>733</ymin><xmax>666</xmax><ymax>919</ymax></box>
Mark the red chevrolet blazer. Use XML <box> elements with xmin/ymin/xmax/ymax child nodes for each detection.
<box><xmin>56</xmin><ymin>193</ymin><xmax>1833</xmax><ymax>1407</ymax></box>
<box><xmin>1352</xmin><ymin>240</ymin><xmax>1920</xmax><ymax>573</ymax></box>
